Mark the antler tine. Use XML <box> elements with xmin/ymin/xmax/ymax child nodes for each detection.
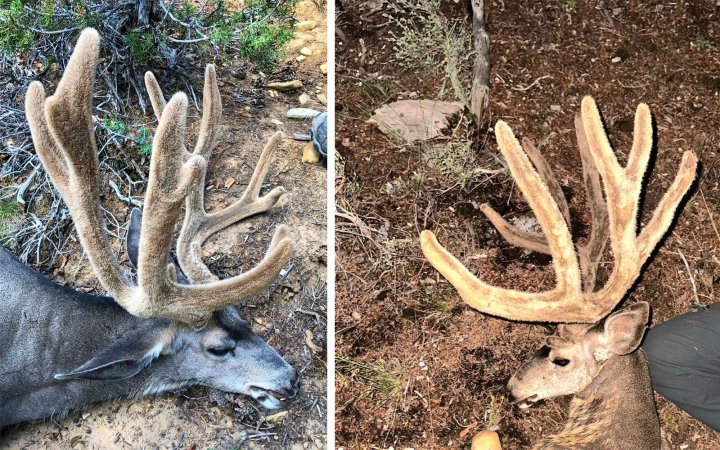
<box><xmin>421</xmin><ymin>97</ymin><xmax>696</xmax><ymax>323</ymax></box>
<box><xmin>26</xmin><ymin>28</ymin><xmax>136</xmax><ymax>306</ymax></box>
<box><xmin>574</xmin><ymin>115</ymin><xmax>609</xmax><ymax>292</ymax></box>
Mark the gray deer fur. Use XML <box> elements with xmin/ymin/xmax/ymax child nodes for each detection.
<box><xmin>0</xmin><ymin>245</ymin><xmax>299</xmax><ymax>428</ymax></box>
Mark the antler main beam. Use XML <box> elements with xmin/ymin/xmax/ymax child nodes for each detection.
<box><xmin>421</xmin><ymin>96</ymin><xmax>697</xmax><ymax>323</ymax></box>
<box><xmin>26</xmin><ymin>28</ymin><xmax>293</xmax><ymax>325</ymax></box>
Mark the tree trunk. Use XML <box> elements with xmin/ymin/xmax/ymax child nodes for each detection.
<box><xmin>470</xmin><ymin>0</ymin><xmax>490</xmax><ymax>125</ymax></box>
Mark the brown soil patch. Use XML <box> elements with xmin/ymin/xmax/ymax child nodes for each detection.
<box><xmin>1</xmin><ymin>1</ymin><xmax>327</xmax><ymax>449</ymax></box>
<box><xmin>336</xmin><ymin>1</ymin><xmax>720</xmax><ymax>449</ymax></box>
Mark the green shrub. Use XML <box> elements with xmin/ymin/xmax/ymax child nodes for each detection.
<box><xmin>0</xmin><ymin>0</ymin><xmax>296</xmax><ymax>73</ymax></box>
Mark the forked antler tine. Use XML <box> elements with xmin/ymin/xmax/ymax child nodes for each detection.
<box><xmin>163</xmin><ymin>227</ymin><xmax>294</xmax><ymax>322</ymax></box>
<box><xmin>580</xmin><ymin>96</ymin><xmax>697</xmax><ymax>262</ymax></box>
<box><xmin>26</xmin><ymin>28</ymin><xmax>136</xmax><ymax>305</ymax></box>
<box><xmin>477</xmin><ymin>136</ymin><xmax>570</xmax><ymax>256</ymax></box>
<box><xmin>574</xmin><ymin>115</ymin><xmax>609</xmax><ymax>292</ymax></box>
<box><xmin>145</xmin><ymin>65</ymin><xmax>220</xmax><ymax>161</ymax></box>
<box><xmin>581</xmin><ymin>97</ymin><xmax>649</xmax><ymax>248</ymax></box>
<box><xmin>420</xmin><ymin>122</ymin><xmax>584</xmax><ymax>322</ymax></box>
<box><xmin>177</xmin><ymin>131</ymin><xmax>287</xmax><ymax>283</ymax></box>
<box><xmin>493</xmin><ymin>121</ymin><xmax>581</xmax><ymax>288</ymax></box>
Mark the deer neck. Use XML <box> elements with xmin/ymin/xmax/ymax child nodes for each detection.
<box><xmin>536</xmin><ymin>351</ymin><xmax>660</xmax><ymax>450</ymax></box>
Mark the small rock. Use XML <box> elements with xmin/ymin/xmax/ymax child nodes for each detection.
<box><xmin>266</xmin><ymin>411</ymin><xmax>288</xmax><ymax>424</ymax></box>
<box><xmin>296</xmin><ymin>55</ymin><xmax>306</xmax><ymax>62</ymax></box>
<box><xmin>270</xmin><ymin>119</ymin><xmax>284</xmax><ymax>126</ymax></box>
<box><xmin>611</xmin><ymin>56</ymin><xmax>622</xmax><ymax>63</ymax></box>
<box><xmin>299</xmin><ymin>93</ymin><xmax>311</xmax><ymax>105</ymax></box>
<box><xmin>320</xmin><ymin>63</ymin><xmax>328</xmax><ymax>75</ymax></box>
<box><xmin>288</xmin><ymin>38</ymin><xmax>305</xmax><ymax>48</ymax></box>
<box><xmin>302</xmin><ymin>142</ymin><xmax>321</xmax><ymax>163</ymax></box>
<box><xmin>269</xmin><ymin>90</ymin><xmax>278</xmax><ymax>98</ymax></box>
<box><xmin>266</xmin><ymin>80</ymin><xmax>303</xmax><ymax>91</ymax></box>
<box><xmin>287</xmin><ymin>108</ymin><xmax>321</xmax><ymax>119</ymax></box>
<box><xmin>300</xmin><ymin>47</ymin><xmax>313</xmax><ymax>56</ymax></box>
<box><xmin>317</xmin><ymin>93</ymin><xmax>327</xmax><ymax>105</ymax></box>
<box><xmin>550</xmin><ymin>104</ymin><xmax>562</xmax><ymax>112</ymax></box>
<box><xmin>296</xmin><ymin>20</ymin><xmax>317</xmax><ymax>32</ymax></box>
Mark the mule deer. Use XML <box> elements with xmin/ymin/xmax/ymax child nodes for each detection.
<box><xmin>421</xmin><ymin>97</ymin><xmax>698</xmax><ymax>449</ymax></box>
<box><xmin>0</xmin><ymin>28</ymin><xmax>298</xmax><ymax>428</ymax></box>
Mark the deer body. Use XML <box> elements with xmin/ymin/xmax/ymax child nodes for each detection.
<box><xmin>0</xmin><ymin>249</ymin><xmax>298</xmax><ymax>429</ymax></box>
<box><xmin>2</xmin><ymin>28</ymin><xmax>300</xmax><ymax>427</ymax></box>
<box><xmin>422</xmin><ymin>97</ymin><xmax>696</xmax><ymax>449</ymax></box>
<box><xmin>533</xmin><ymin>352</ymin><xmax>659</xmax><ymax>450</ymax></box>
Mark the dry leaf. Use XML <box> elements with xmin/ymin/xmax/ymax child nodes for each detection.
<box><xmin>367</xmin><ymin>100</ymin><xmax>463</xmax><ymax>142</ymax></box>
<box><xmin>305</xmin><ymin>329</ymin><xmax>322</xmax><ymax>352</ymax></box>
<box><xmin>224</xmin><ymin>177</ymin><xmax>235</xmax><ymax>189</ymax></box>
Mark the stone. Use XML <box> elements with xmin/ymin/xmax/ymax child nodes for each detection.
<box><xmin>266</xmin><ymin>80</ymin><xmax>303</xmax><ymax>91</ymax></box>
<box><xmin>296</xmin><ymin>55</ymin><xmax>306</xmax><ymax>62</ymax></box>
<box><xmin>287</xmin><ymin>108</ymin><xmax>322</xmax><ymax>119</ymax></box>
<box><xmin>302</xmin><ymin>142</ymin><xmax>321</xmax><ymax>163</ymax></box>
<box><xmin>296</xmin><ymin>20</ymin><xmax>317</xmax><ymax>32</ymax></box>
<box><xmin>320</xmin><ymin>63</ymin><xmax>327</xmax><ymax>75</ymax></box>
<box><xmin>317</xmin><ymin>93</ymin><xmax>327</xmax><ymax>105</ymax></box>
<box><xmin>367</xmin><ymin>100</ymin><xmax>464</xmax><ymax>141</ymax></box>
<box><xmin>300</xmin><ymin>47</ymin><xmax>312</xmax><ymax>56</ymax></box>
<box><xmin>266</xmin><ymin>411</ymin><xmax>288</xmax><ymax>424</ymax></box>
<box><xmin>270</xmin><ymin>119</ymin><xmax>284</xmax><ymax>126</ymax></box>
<box><xmin>299</xmin><ymin>93</ymin><xmax>311</xmax><ymax>105</ymax></box>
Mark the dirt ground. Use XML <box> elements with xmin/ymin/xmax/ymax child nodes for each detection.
<box><xmin>0</xmin><ymin>1</ymin><xmax>327</xmax><ymax>449</ymax></box>
<box><xmin>336</xmin><ymin>1</ymin><xmax>720</xmax><ymax>449</ymax></box>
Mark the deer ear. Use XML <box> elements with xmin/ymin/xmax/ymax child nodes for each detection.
<box><xmin>54</xmin><ymin>320</ymin><xmax>174</xmax><ymax>381</ymax></box>
<box><xmin>125</xmin><ymin>207</ymin><xmax>143</xmax><ymax>269</ymax></box>
<box><xmin>598</xmin><ymin>302</ymin><xmax>650</xmax><ymax>357</ymax></box>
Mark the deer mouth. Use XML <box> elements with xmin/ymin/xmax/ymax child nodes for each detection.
<box><xmin>516</xmin><ymin>395</ymin><xmax>539</xmax><ymax>409</ymax></box>
<box><xmin>247</xmin><ymin>384</ymin><xmax>300</xmax><ymax>409</ymax></box>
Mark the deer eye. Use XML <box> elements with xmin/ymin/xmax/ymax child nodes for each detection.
<box><xmin>207</xmin><ymin>347</ymin><xmax>235</xmax><ymax>357</ymax></box>
<box><xmin>552</xmin><ymin>358</ymin><xmax>570</xmax><ymax>367</ymax></box>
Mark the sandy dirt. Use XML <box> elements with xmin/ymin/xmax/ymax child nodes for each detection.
<box><xmin>336</xmin><ymin>0</ymin><xmax>720</xmax><ymax>449</ymax></box>
<box><xmin>0</xmin><ymin>1</ymin><xmax>327</xmax><ymax>449</ymax></box>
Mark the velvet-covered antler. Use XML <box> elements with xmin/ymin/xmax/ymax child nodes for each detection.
<box><xmin>420</xmin><ymin>97</ymin><xmax>697</xmax><ymax>323</ymax></box>
<box><xmin>26</xmin><ymin>28</ymin><xmax>293</xmax><ymax>325</ymax></box>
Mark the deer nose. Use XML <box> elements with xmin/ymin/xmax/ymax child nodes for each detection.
<box><xmin>289</xmin><ymin>369</ymin><xmax>301</xmax><ymax>395</ymax></box>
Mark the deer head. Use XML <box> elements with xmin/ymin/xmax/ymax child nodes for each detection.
<box><xmin>420</xmin><ymin>96</ymin><xmax>697</xmax><ymax>405</ymax></box>
<box><xmin>23</xmin><ymin>28</ymin><xmax>298</xmax><ymax>408</ymax></box>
